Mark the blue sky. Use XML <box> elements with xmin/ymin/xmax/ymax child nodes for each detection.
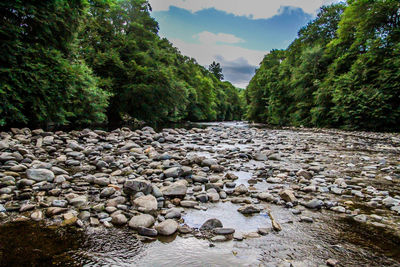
<box><xmin>148</xmin><ymin>0</ymin><xmax>338</xmax><ymax>88</ymax></box>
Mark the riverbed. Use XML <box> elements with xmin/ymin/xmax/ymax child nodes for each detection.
<box><xmin>0</xmin><ymin>122</ymin><xmax>399</xmax><ymax>266</ymax></box>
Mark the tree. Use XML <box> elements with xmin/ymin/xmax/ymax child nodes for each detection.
<box><xmin>0</xmin><ymin>0</ymin><xmax>109</xmax><ymax>127</ymax></box>
<box><xmin>208</xmin><ymin>61</ymin><xmax>224</xmax><ymax>80</ymax></box>
<box><xmin>245</xmin><ymin>1</ymin><xmax>400</xmax><ymax>131</ymax></box>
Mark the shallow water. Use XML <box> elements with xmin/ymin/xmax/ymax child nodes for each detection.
<box><xmin>2</xmin><ymin>207</ymin><xmax>399</xmax><ymax>267</ymax></box>
<box><xmin>183</xmin><ymin>202</ymin><xmax>270</xmax><ymax>232</ymax></box>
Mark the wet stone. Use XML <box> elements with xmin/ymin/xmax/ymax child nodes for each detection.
<box><xmin>213</xmin><ymin>228</ymin><xmax>235</xmax><ymax>235</ymax></box>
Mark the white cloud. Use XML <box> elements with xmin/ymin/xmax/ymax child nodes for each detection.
<box><xmin>169</xmin><ymin>37</ymin><xmax>266</xmax><ymax>87</ymax></box>
<box><xmin>194</xmin><ymin>31</ymin><xmax>244</xmax><ymax>45</ymax></box>
<box><xmin>148</xmin><ymin>0</ymin><xmax>340</xmax><ymax>19</ymax></box>
<box><xmin>170</xmin><ymin>38</ymin><xmax>265</xmax><ymax>67</ymax></box>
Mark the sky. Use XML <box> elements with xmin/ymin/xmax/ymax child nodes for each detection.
<box><xmin>148</xmin><ymin>0</ymin><xmax>338</xmax><ymax>88</ymax></box>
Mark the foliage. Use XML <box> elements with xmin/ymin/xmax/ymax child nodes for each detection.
<box><xmin>0</xmin><ymin>0</ymin><xmax>244</xmax><ymax>127</ymax></box>
<box><xmin>208</xmin><ymin>61</ymin><xmax>224</xmax><ymax>81</ymax></box>
<box><xmin>0</xmin><ymin>0</ymin><xmax>110</xmax><ymax>127</ymax></box>
<box><xmin>246</xmin><ymin>1</ymin><xmax>400</xmax><ymax>131</ymax></box>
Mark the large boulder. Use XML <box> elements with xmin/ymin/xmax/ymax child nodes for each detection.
<box><xmin>133</xmin><ymin>195</ymin><xmax>158</xmax><ymax>212</ymax></box>
<box><xmin>201</xmin><ymin>158</ymin><xmax>217</xmax><ymax>167</ymax></box>
<box><xmin>237</xmin><ymin>204</ymin><xmax>262</xmax><ymax>214</ymax></box>
<box><xmin>123</xmin><ymin>179</ymin><xmax>152</xmax><ymax>195</ymax></box>
<box><xmin>129</xmin><ymin>214</ymin><xmax>155</xmax><ymax>229</ymax></box>
<box><xmin>200</xmin><ymin>218</ymin><xmax>223</xmax><ymax>231</ymax></box>
<box><xmin>155</xmin><ymin>219</ymin><xmax>178</xmax><ymax>235</ymax></box>
<box><xmin>111</xmin><ymin>214</ymin><xmax>128</xmax><ymax>226</ymax></box>
<box><xmin>163</xmin><ymin>167</ymin><xmax>182</xmax><ymax>178</ymax></box>
<box><xmin>279</xmin><ymin>189</ymin><xmax>297</xmax><ymax>203</ymax></box>
<box><xmin>69</xmin><ymin>195</ymin><xmax>88</xmax><ymax>207</ymax></box>
<box><xmin>161</xmin><ymin>180</ymin><xmax>187</xmax><ymax>197</ymax></box>
<box><xmin>26</xmin><ymin>169</ymin><xmax>55</xmax><ymax>182</ymax></box>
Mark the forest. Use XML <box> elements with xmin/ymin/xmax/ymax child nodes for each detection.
<box><xmin>1</xmin><ymin>0</ymin><xmax>244</xmax><ymax>128</ymax></box>
<box><xmin>1</xmin><ymin>0</ymin><xmax>399</xmax><ymax>131</ymax></box>
<box><xmin>245</xmin><ymin>0</ymin><xmax>400</xmax><ymax>131</ymax></box>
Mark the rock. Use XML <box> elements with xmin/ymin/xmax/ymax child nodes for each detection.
<box><xmin>331</xmin><ymin>206</ymin><xmax>346</xmax><ymax>213</ymax></box>
<box><xmin>161</xmin><ymin>181</ymin><xmax>187</xmax><ymax>197</ymax></box>
<box><xmin>233</xmin><ymin>232</ymin><xmax>244</xmax><ymax>241</ymax></box>
<box><xmin>391</xmin><ymin>206</ymin><xmax>400</xmax><ymax>214</ymax></box>
<box><xmin>178</xmin><ymin>224</ymin><xmax>194</xmax><ymax>234</ymax></box>
<box><xmin>165</xmin><ymin>210</ymin><xmax>181</xmax><ymax>219</ymax></box>
<box><xmin>78</xmin><ymin>211</ymin><xmax>91</xmax><ymax>221</ymax></box>
<box><xmin>129</xmin><ymin>214</ymin><xmax>155</xmax><ymax>229</ymax></box>
<box><xmin>155</xmin><ymin>219</ymin><xmax>178</xmax><ymax>235</ymax></box>
<box><xmin>111</xmin><ymin>214</ymin><xmax>128</xmax><ymax>225</ymax></box>
<box><xmin>181</xmin><ymin>166</ymin><xmax>192</xmax><ymax>176</ymax></box>
<box><xmin>137</xmin><ymin>226</ymin><xmax>158</xmax><ymax>237</ymax></box>
<box><xmin>52</xmin><ymin>200</ymin><xmax>68</xmax><ymax>208</ymax></box>
<box><xmin>46</xmin><ymin>207</ymin><xmax>68</xmax><ymax>217</ymax></box>
<box><xmin>31</xmin><ymin>210</ymin><xmax>43</xmax><ymax>221</ymax></box>
<box><xmin>213</xmin><ymin>228</ymin><xmax>235</xmax><ymax>235</ymax></box>
<box><xmin>235</xmin><ymin>184</ymin><xmax>248</xmax><ymax>194</ymax></box>
<box><xmin>107</xmin><ymin>196</ymin><xmax>126</xmax><ymax>207</ymax></box>
<box><xmin>207</xmin><ymin>192</ymin><xmax>220</xmax><ymax>202</ymax></box>
<box><xmin>353</xmin><ymin>214</ymin><xmax>367</xmax><ymax>223</ymax></box>
<box><xmin>100</xmin><ymin>187</ymin><xmax>116</xmax><ymax>198</ymax></box>
<box><xmin>19</xmin><ymin>204</ymin><xmax>35</xmax><ymax>212</ymax></box>
<box><xmin>93</xmin><ymin>177</ymin><xmax>110</xmax><ymax>186</ymax></box>
<box><xmin>62</xmin><ymin>213</ymin><xmax>78</xmax><ymax>225</ymax></box>
<box><xmin>254</xmin><ymin>153</ymin><xmax>268</xmax><ymax>161</ymax></box>
<box><xmin>192</xmin><ymin>175</ymin><xmax>209</xmax><ymax>183</ymax></box>
<box><xmin>90</xmin><ymin>217</ymin><xmax>100</xmax><ymax>226</ymax></box>
<box><xmin>382</xmin><ymin>197</ymin><xmax>399</xmax><ymax>207</ymax></box>
<box><xmin>200</xmin><ymin>218</ymin><xmax>223</xmax><ymax>231</ymax></box>
<box><xmin>201</xmin><ymin>158</ymin><xmax>217</xmax><ymax>167</ymax></box>
<box><xmin>266</xmin><ymin>177</ymin><xmax>281</xmax><ymax>183</ymax></box>
<box><xmin>210</xmin><ymin>165</ymin><xmax>224</xmax><ymax>172</ymax></box>
<box><xmin>304</xmin><ymin>199</ymin><xmax>323</xmax><ymax>209</ymax></box>
<box><xmin>211</xmin><ymin>235</ymin><xmax>227</xmax><ymax>242</ymax></box>
<box><xmin>0</xmin><ymin>204</ymin><xmax>6</xmax><ymax>212</ymax></box>
<box><xmin>279</xmin><ymin>189</ymin><xmax>296</xmax><ymax>203</ymax></box>
<box><xmin>196</xmin><ymin>194</ymin><xmax>209</xmax><ymax>203</ymax></box>
<box><xmin>26</xmin><ymin>169</ymin><xmax>55</xmax><ymax>182</ymax></box>
<box><xmin>133</xmin><ymin>195</ymin><xmax>158</xmax><ymax>212</ymax></box>
<box><xmin>237</xmin><ymin>204</ymin><xmax>261</xmax><ymax>214</ymax></box>
<box><xmin>300</xmin><ymin>216</ymin><xmax>314</xmax><ymax>223</ymax></box>
<box><xmin>296</xmin><ymin>169</ymin><xmax>312</xmax><ymax>179</ymax></box>
<box><xmin>152</xmin><ymin>185</ymin><xmax>163</xmax><ymax>198</ymax></box>
<box><xmin>180</xmin><ymin>200</ymin><xmax>198</xmax><ymax>208</ymax></box>
<box><xmin>164</xmin><ymin>167</ymin><xmax>182</xmax><ymax>178</ymax></box>
<box><xmin>123</xmin><ymin>179</ymin><xmax>152</xmax><ymax>195</ymax></box>
<box><xmin>257</xmin><ymin>227</ymin><xmax>271</xmax><ymax>235</ymax></box>
<box><xmin>326</xmin><ymin>258</ymin><xmax>339</xmax><ymax>266</ymax></box>
<box><xmin>69</xmin><ymin>195</ymin><xmax>87</xmax><ymax>207</ymax></box>
<box><xmin>258</xmin><ymin>192</ymin><xmax>274</xmax><ymax>202</ymax></box>
<box><xmin>244</xmin><ymin>232</ymin><xmax>260</xmax><ymax>238</ymax></box>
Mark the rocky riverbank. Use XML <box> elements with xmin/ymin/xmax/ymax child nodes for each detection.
<box><xmin>1</xmin><ymin>122</ymin><xmax>400</xmax><ymax>265</ymax></box>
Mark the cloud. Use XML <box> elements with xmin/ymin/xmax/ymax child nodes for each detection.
<box><xmin>170</xmin><ymin>38</ymin><xmax>265</xmax><ymax>67</ymax></box>
<box><xmin>169</xmin><ymin>37</ymin><xmax>263</xmax><ymax>87</ymax></box>
<box><xmin>194</xmin><ymin>31</ymin><xmax>244</xmax><ymax>45</ymax></box>
<box><xmin>148</xmin><ymin>0</ymin><xmax>340</xmax><ymax>19</ymax></box>
<box><xmin>216</xmin><ymin>56</ymin><xmax>257</xmax><ymax>88</ymax></box>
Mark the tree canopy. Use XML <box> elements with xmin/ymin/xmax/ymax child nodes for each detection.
<box><xmin>208</xmin><ymin>61</ymin><xmax>224</xmax><ymax>81</ymax></box>
<box><xmin>0</xmin><ymin>0</ymin><xmax>244</xmax><ymax>128</ymax></box>
<box><xmin>245</xmin><ymin>0</ymin><xmax>400</xmax><ymax>131</ymax></box>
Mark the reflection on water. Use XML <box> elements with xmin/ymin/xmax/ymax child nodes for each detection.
<box><xmin>1</xmin><ymin>209</ymin><xmax>400</xmax><ymax>266</ymax></box>
<box><xmin>135</xmin><ymin>236</ymin><xmax>261</xmax><ymax>267</ymax></box>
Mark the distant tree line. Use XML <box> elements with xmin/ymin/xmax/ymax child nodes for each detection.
<box><xmin>0</xmin><ymin>0</ymin><xmax>244</xmax><ymax>128</ymax></box>
<box><xmin>245</xmin><ymin>0</ymin><xmax>400</xmax><ymax>131</ymax></box>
